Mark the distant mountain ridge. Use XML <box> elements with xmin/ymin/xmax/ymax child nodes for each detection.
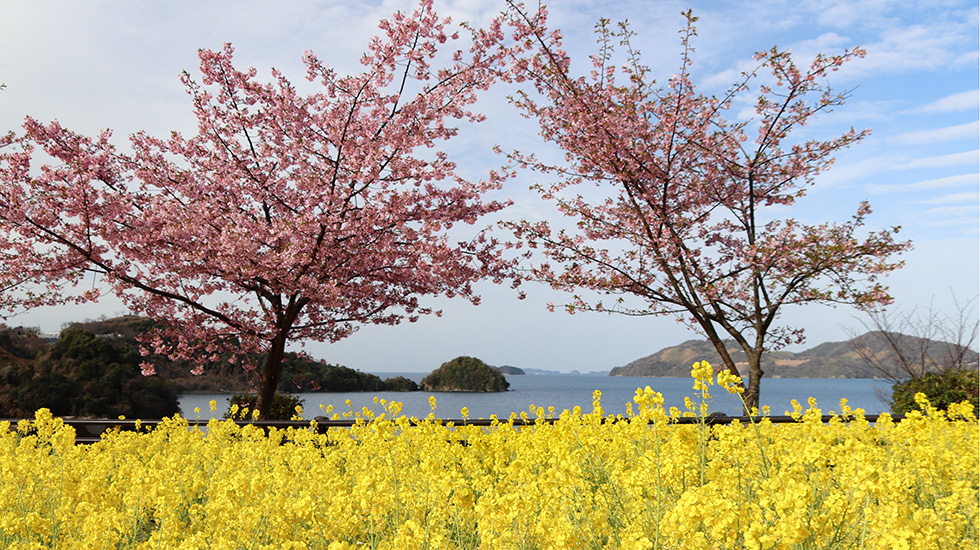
<box><xmin>608</xmin><ymin>332</ymin><xmax>980</xmax><ymax>378</ymax></box>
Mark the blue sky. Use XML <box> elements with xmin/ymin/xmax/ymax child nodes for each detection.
<box><xmin>1</xmin><ymin>0</ymin><xmax>977</xmax><ymax>373</ymax></box>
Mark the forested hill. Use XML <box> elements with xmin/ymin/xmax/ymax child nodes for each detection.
<box><xmin>0</xmin><ymin>316</ymin><xmax>418</xmax><ymax>402</ymax></box>
<box><xmin>608</xmin><ymin>333</ymin><xmax>980</xmax><ymax>379</ymax></box>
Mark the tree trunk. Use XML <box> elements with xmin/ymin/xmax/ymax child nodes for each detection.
<box><xmin>256</xmin><ymin>330</ymin><xmax>289</xmax><ymax>420</ymax></box>
<box><xmin>706</xmin><ymin>335</ymin><xmax>746</xmax><ymax>389</ymax></box>
<box><xmin>703</xmin><ymin>329</ymin><xmax>763</xmax><ymax>414</ymax></box>
<box><xmin>744</xmin><ymin>352</ymin><xmax>764</xmax><ymax>414</ymax></box>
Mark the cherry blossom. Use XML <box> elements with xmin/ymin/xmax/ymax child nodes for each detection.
<box><xmin>503</xmin><ymin>5</ymin><xmax>912</xmax><ymax>411</ymax></box>
<box><xmin>0</xmin><ymin>0</ymin><xmax>526</xmax><ymax>419</ymax></box>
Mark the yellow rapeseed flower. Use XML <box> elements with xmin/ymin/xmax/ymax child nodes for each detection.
<box><xmin>0</xmin><ymin>363</ymin><xmax>975</xmax><ymax>549</ymax></box>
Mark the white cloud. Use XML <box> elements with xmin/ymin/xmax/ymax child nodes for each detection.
<box><xmin>701</xmin><ymin>66</ymin><xmax>751</xmax><ymax>91</ymax></box>
<box><xmin>916</xmin><ymin>90</ymin><xmax>980</xmax><ymax>113</ymax></box>
<box><xmin>789</xmin><ymin>32</ymin><xmax>854</xmax><ymax>56</ymax></box>
<box><xmin>921</xmin><ymin>205</ymin><xmax>980</xmax><ymax>226</ymax></box>
<box><xmin>801</xmin><ymin>0</ymin><xmax>894</xmax><ymax>31</ymax></box>
<box><xmin>893</xmin><ymin>150</ymin><xmax>979</xmax><ymax>169</ymax></box>
<box><xmin>867</xmin><ymin>173</ymin><xmax>979</xmax><ymax>193</ymax></box>
<box><xmin>860</xmin><ymin>25</ymin><xmax>968</xmax><ymax>73</ymax></box>
<box><xmin>922</xmin><ymin>191</ymin><xmax>980</xmax><ymax>204</ymax></box>
<box><xmin>893</xmin><ymin>121</ymin><xmax>980</xmax><ymax>144</ymax></box>
<box><xmin>954</xmin><ymin>50</ymin><xmax>980</xmax><ymax>66</ymax></box>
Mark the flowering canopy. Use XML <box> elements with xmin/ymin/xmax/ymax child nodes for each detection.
<box><xmin>502</xmin><ymin>6</ymin><xmax>912</xmax><ymax>410</ymax></box>
<box><xmin>0</xmin><ymin>0</ymin><xmax>526</xmax><ymax>418</ymax></box>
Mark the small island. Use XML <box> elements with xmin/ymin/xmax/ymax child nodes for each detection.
<box><xmin>495</xmin><ymin>365</ymin><xmax>525</xmax><ymax>375</ymax></box>
<box><xmin>421</xmin><ymin>356</ymin><xmax>510</xmax><ymax>392</ymax></box>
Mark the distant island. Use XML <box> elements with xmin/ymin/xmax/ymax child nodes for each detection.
<box><xmin>608</xmin><ymin>333</ymin><xmax>980</xmax><ymax>379</ymax></box>
<box><xmin>521</xmin><ymin>368</ymin><xmax>607</xmax><ymax>376</ymax></box>
<box><xmin>495</xmin><ymin>365</ymin><xmax>525</xmax><ymax>375</ymax></box>
<box><xmin>421</xmin><ymin>356</ymin><xmax>510</xmax><ymax>392</ymax></box>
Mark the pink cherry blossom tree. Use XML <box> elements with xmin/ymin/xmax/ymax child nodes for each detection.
<box><xmin>0</xmin><ymin>0</ymin><xmax>526</xmax><ymax>419</ymax></box>
<box><xmin>503</xmin><ymin>6</ymin><xmax>912</xmax><ymax>411</ymax></box>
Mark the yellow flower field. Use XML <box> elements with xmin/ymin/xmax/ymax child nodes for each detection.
<box><xmin>1</xmin><ymin>363</ymin><xmax>977</xmax><ymax>549</ymax></box>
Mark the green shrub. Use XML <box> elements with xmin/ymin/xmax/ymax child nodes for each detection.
<box><xmin>891</xmin><ymin>367</ymin><xmax>979</xmax><ymax>415</ymax></box>
<box><xmin>224</xmin><ymin>392</ymin><xmax>305</xmax><ymax>420</ymax></box>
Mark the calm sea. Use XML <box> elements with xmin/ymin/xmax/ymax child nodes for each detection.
<box><xmin>178</xmin><ymin>373</ymin><xmax>893</xmax><ymax>420</ymax></box>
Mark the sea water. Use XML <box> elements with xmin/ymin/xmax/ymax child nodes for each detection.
<box><xmin>178</xmin><ymin>373</ymin><xmax>892</xmax><ymax>420</ymax></box>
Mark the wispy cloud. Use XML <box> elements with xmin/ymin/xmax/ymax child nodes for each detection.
<box><xmin>807</xmin><ymin>0</ymin><xmax>893</xmax><ymax>30</ymax></box>
<box><xmin>790</xmin><ymin>32</ymin><xmax>853</xmax><ymax>55</ymax></box>
<box><xmin>922</xmin><ymin>191</ymin><xmax>980</xmax><ymax>205</ymax></box>
<box><xmin>893</xmin><ymin>150</ymin><xmax>979</xmax><ymax>169</ymax></box>
<box><xmin>915</xmin><ymin>90</ymin><xmax>980</xmax><ymax>113</ymax></box>
<box><xmin>858</xmin><ymin>25</ymin><xmax>972</xmax><ymax>74</ymax></box>
<box><xmin>893</xmin><ymin>121</ymin><xmax>980</xmax><ymax>145</ymax></box>
<box><xmin>868</xmin><ymin>173</ymin><xmax>979</xmax><ymax>193</ymax></box>
<box><xmin>922</xmin><ymin>205</ymin><xmax>979</xmax><ymax>222</ymax></box>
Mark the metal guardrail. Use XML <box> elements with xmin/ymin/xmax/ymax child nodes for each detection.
<box><xmin>3</xmin><ymin>413</ymin><xmax>901</xmax><ymax>445</ymax></box>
